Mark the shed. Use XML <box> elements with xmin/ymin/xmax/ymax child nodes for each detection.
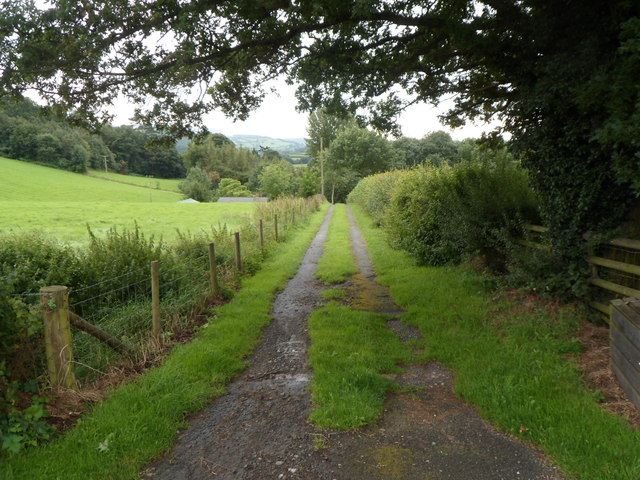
<box><xmin>610</xmin><ymin>297</ymin><xmax>640</xmax><ymax>410</ymax></box>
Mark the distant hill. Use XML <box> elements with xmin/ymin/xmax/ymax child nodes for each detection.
<box><xmin>229</xmin><ymin>135</ymin><xmax>307</xmax><ymax>154</ymax></box>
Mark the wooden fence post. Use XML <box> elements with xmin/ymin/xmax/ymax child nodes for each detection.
<box><xmin>259</xmin><ymin>219</ymin><xmax>264</xmax><ymax>254</ymax></box>
<box><xmin>208</xmin><ymin>242</ymin><xmax>220</xmax><ymax>296</ymax></box>
<box><xmin>41</xmin><ymin>286</ymin><xmax>77</xmax><ymax>389</ymax></box>
<box><xmin>274</xmin><ymin>214</ymin><xmax>279</xmax><ymax>242</ymax></box>
<box><xmin>151</xmin><ymin>260</ymin><xmax>161</xmax><ymax>338</ymax></box>
<box><xmin>234</xmin><ymin>232</ymin><xmax>243</xmax><ymax>272</ymax></box>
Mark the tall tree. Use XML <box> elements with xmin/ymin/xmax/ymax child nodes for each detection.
<box><xmin>1</xmin><ymin>1</ymin><xmax>639</xmax><ymax>264</ymax></box>
<box><xmin>306</xmin><ymin>108</ymin><xmax>355</xmax><ymax>159</ymax></box>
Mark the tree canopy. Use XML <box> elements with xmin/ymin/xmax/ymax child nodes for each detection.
<box><xmin>1</xmin><ymin>1</ymin><xmax>639</xmax><ymax>263</ymax></box>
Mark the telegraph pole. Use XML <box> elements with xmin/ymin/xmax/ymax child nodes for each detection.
<box><xmin>320</xmin><ymin>137</ymin><xmax>325</xmax><ymax>198</ymax></box>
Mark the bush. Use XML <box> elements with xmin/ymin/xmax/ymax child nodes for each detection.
<box><xmin>179</xmin><ymin>167</ymin><xmax>212</xmax><ymax>202</ymax></box>
<box><xmin>347</xmin><ymin>170</ymin><xmax>408</xmax><ymax>225</ymax></box>
<box><xmin>383</xmin><ymin>165</ymin><xmax>461</xmax><ymax>265</ymax></box>
<box><xmin>381</xmin><ymin>150</ymin><xmax>539</xmax><ymax>269</ymax></box>
<box><xmin>217</xmin><ymin>178</ymin><xmax>252</xmax><ymax>197</ymax></box>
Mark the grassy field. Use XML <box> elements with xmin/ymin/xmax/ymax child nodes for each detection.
<box><xmin>0</xmin><ymin>157</ymin><xmax>181</xmax><ymax>202</ymax></box>
<box><xmin>0</xmin><ymin>201</ymin><xmax>255</xmax><ymax>244</ymax></box>
<box><xmin>0</xmin><ymin>156</ymin><xmax>256</xmax><ymax>245</ymax></box>
<box><xmin>86</xmin><ymin>169</ymin><xmax>183</xmax><ymax>192</ymax></box>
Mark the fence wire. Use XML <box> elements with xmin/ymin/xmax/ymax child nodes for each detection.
<box><xmin>5</xmin><ymin>196</ymin><xmax>323</xmax><ymax>386</ymax></box>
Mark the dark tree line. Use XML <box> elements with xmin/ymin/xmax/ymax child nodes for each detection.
<box><xmin>0</xmin><ymin>98</ymin><xmax>184</xmax><ymax>177</ymax></box>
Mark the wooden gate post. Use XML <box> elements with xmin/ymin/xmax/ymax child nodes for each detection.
<box><xmin>41</xmin><ymin>286</ymin><xmax>77</xmax><ymax>389</ymax></box>
<box><xmin>208</xmin><ymin>242</ymin><xmax>221</xmax><ymax>296</ymax></box>
<box><xmin>234</xmin><ymin>232</ymin><xmax>243</xmax><ymax>272</ymax></box>
<box><xmin>151</xmin><ymin>260</ymin><xmax>161</xmax><ymax>338</ymax></box>
<box><xmin>274</xmin><ymin>214</ymin><xmax>279</xmax><ymax>242</ymax></box>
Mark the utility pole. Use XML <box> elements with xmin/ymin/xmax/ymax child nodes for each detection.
<box><xmin>320</xmin><ymin>137</ymin><xmax>325</xmax><ymax>198</ymax></box>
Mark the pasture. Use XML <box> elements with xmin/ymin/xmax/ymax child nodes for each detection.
<box><xmin>86</xmin><ymin>169</ymin><xmax>183</xmax><ymax>192</ymax></box>
<box><xmin>0</xmin><ymin>156</ymin><xmax>256</xmax><ymax>245</ymax></box>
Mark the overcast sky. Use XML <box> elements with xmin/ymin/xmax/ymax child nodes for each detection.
<box><xmin>112</xmin><ymin>80</ymin><xmax>500</xmax><ymax>141</ymax></box>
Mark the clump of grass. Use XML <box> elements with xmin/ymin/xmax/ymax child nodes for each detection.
<box><xmin>350</xmin><ymin>204</ymin><xmax>640</xmax><ymax>480</ymax></box>
<box><xmin>321</xmin><ymin>288</ymin><xmax>345</xmax><ymax>300</ymax></box>
<box><xmin>315</xmin><ymin>203</ymin><xmax>358</xmax><ymax>284</ymax></box>
<box><xmin>0</xmin><ymin>205</ymin><xmax>330</xmax><ymax>480</ymax></box>
<box><xmin>308</xmin><ymin>302</ymin><xmax>410</xmax><ymax>429</ymax></box>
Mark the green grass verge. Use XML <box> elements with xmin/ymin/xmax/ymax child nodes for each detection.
<box><xmin>315</xmin><ymin>203</ymin><xmax>358</xmax><ymax>284</ymax></box>
<box><xmin>350</xmin><ymin>204</ymin><xmax>640</xmax><ymax>480</ymax></box>
<box><xmin>308</xmin><ymin>302</ymin><xmax>410</xmax><ymax>429</ymax></box>
<box><xmin>87</xmin><ymin>169</ymin><xmax>183</xmax><ymax>192</ymax></box>
<box><xmin>0</xmin><ymin>204</ymin><xmax>330</xmax><ymax>480</ymax></box>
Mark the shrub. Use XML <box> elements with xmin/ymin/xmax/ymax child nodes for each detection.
<box><xmin>438</xmin><ymin>151</ymin><xmax>540</xmax><ymax>270</ymax></box>
<box><xmin>179</xmin><ymin>166</ymin><xmax>212</xmax><ymax>202</ymax></box>
<box><xmin>382</xmin><ymin>150</ymin><xmax>539</xmax><ymax>269</ymax></box>
<box><xmin>217</xmin><ymin>178</ymin><xmax>252</xmax><ymax>197</ymax></box>
<box><xmin>383</xmin><ymin>165</ymin><xmax>461</xmax><ymax>265</ymax></box>
<box><xmin>347</xmin><ymin>170</ymin><xmax>408</xmax><ymax>225</ymax></box>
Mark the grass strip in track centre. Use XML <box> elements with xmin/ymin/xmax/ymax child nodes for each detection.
<box><xmin>349</xmin><ymin>204</ymin><xmax>640</xmax><ymax>480</ymax></box>
<box><xmin>315</xmin><ymin>203</ymin><xmax>358</xmax><ymax>285</ymax></box>
<box><xmin>0</xmin><ymin>204</ymin><xmax>330</xmax><ymax>480</ymax></box>
<box><xmin>308</xmin><ymin>302</ymin><xmax>410</xmax><ymax>429</ymax></box>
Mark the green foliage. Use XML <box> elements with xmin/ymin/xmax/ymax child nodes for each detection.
<box><xmin>350</xmin><ymin>149</ymin><xmax>539</xmax><ymax>269</ymax></box>
<box><xmin>3</xmin><ymin>1</ymin><xmax>639</xmax><ymax>287</ymax></box>
<box><xmin>179</xmin><ymin>167</ymin><xmax>212</xmax><ymax>202</ymax></box>
<box><xmin>99</xmin><ymin>125</ymin><xmax>184</xmax><ymax>179</ymax></box>
<box><xmin>325</xmin><ymin>169</ymin><xmax>361</xmax><ymax>204</ymax></box>
<box><xmin>298</xmin><ymin>166</ymin><xmax>320</xmax><ymax>198</ymax></box>
<box><xmin>216</xmin><ymin>178</ymin><xmax>252</xmax><ymax>197</ymax></box>
<box><xmin>346</xmin><ymin>170</ymin><xmax>408</xmax><ymax>226</ymax></box>
<box><xmin>0</xmin><ymin>98</ymin><xmax>183</xmax><ymax>177</ymax></box>
<box><xmin>325</xmin><ymin>126</ymin><xmax>392</xmax><ymax>178</ymax></box>
<box><xmin>1</xmin><ymin>390</ymin><xmax>55</xmax><ymax>456</ymax></box>
<box><xmin>0</xmin><ymin>206</ymin><xmax>329</xmax><ymax>479</ymax></box>
<box><xmin>321</xmin><ymin>126</ymin><xmax>394</xmax><ymax>203</ymax></box>
<box><xmin>258</xmin><ymin>160</ymin><xmax>296</xmax><ymax>200</ymax></box>
<box><xmin>305</xmin><ymin>108</ymin><xmax>356</xmax><ymax>159</ymax></box>
<box><xmin>182</xmin><ymin>134</ymin><xmax>261</xmax><ymax>184</ymax></box>
<box><xmin>391</xmin><ymin>132</ymin><xmax>474</xmax><ymax>168</ymax></box>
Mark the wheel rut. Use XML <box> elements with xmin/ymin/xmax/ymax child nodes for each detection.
<box><xmin>144</xmin><ymin>205</ymin><xmax>335</xmax><ymax>480</ymax></box>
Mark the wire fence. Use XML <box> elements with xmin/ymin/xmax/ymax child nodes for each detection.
<box><xmin>3</xmin><ymin>195</ymin><xmax>325</xmax><ymax>388</ymax></box>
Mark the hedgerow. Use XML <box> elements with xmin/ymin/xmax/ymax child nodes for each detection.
<box><xmin>349</xmin><ymin>150</ymin><xmax>539</xmax><ymax>269</ymax></box>
<box><xmin>346</xmin><ymin>170</ymin><xmax>408</xmax><ymax>226</ymax></box>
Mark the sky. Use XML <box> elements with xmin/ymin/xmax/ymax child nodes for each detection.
<box><xmin>112</xmin><ymin>80</ymin><xmax>500</xmax><ymax>141</ymax></box>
